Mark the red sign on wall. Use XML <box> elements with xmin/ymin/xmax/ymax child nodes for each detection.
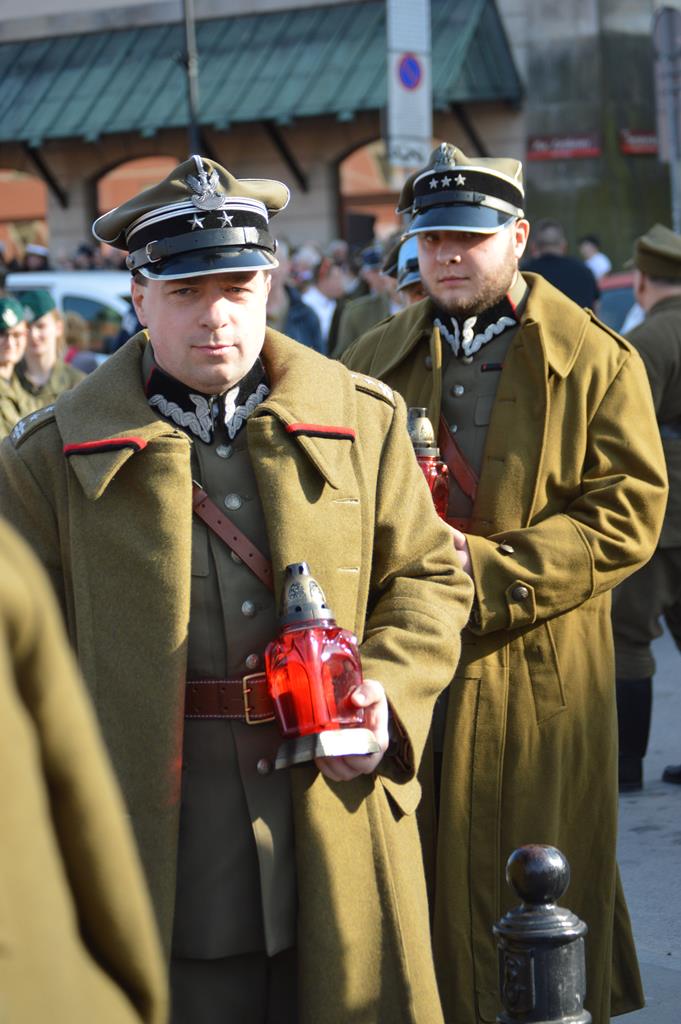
<box><xmin>619</xmin><ymin>129</ymin><xmax>658</xmax><ymax>155</ymax></box>
<box><xmin>527</xmin><ymin>134</ymin><xmax>601</xmax><ymax>161</ymax></box>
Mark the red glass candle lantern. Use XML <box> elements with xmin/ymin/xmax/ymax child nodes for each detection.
<box><xmin>266</xmin><ymin>562</ymin><xmax>380</xmax><ymax>769</ymax></box>
<box><xmin>408</xmin><ymin>407</ymin><xmax>450</xmax><ymax>519</ymax></box>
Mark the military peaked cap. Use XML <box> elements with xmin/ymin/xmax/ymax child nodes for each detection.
<box><xmin>93</xmin><ymin>155</ymin><xmax>290</xmax><ymax>280</ymax></box>
<box><xmin>634</xmin><ymin>223</ymin><xmax>681</xmax><ymax>280</ymax></box>
<box><xmin>396</xmin><ymin>236</ymin><xmax>421</xmax><ymax>292</ymax></box>
<box><xmin>399</xmin><ymin>143</ymin><xmax>525</xmax><ymax>236</ymax></box>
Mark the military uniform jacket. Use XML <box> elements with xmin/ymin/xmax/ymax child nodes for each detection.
<box><xmin>0</xmin><ymin>519</ymin><xmax>166</xmax><ymax>1024</ymax></box>
<box><xmin>16</xmin><ymin>357</ymin><xmax>85</xmax><ymax>406</ymax></box>
<box><xmin>627</xmin><ymin>294</ymin><xmax>681</xmax><ymax>547</ymax></box>
<box><xmin>332</xmin><ymin>292</ymin><xmax>392</xmax><ymax>359</ymax></box>
<box><xmin>0</xmin><ymin>329</ymin><xmax>472</xmax><ymax>1024</ymax></box>
<box><xmin>0</xmin><ymin>373</ymin><xmax>37</xmax><ymax>438</ymax></box>
<box><xmin>342</xmin><ymin>273</ymin><xmax>668</xmax><ymax>1024</ymax></box>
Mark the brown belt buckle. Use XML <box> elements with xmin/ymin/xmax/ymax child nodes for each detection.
<box><xmin>242</xmin><ymin>672</ymin><xmax>275</xmax><ymax>725</ymax></box>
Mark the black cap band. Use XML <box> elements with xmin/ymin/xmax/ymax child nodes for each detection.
<box><xmin>127</xmin><ymin>226</ymin><xmax>275</xmax><ymax>271</ymax></box>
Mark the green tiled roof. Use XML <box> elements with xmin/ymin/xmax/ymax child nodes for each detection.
<box><xmin>0</xmin><ymin>0</ymin><xmax>522</xmax><ymax>145</ymax></box>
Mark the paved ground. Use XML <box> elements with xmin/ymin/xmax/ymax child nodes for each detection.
<box><xmin>616</xmin><ymin>626</ymin><xmax>680</xmax><ymax>1021</ymax></box>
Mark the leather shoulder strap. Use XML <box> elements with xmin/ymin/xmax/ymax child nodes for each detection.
<box><xmin>192</xmin><ymin>483</ymin><xmax>274</xmax><ymax>592</ymax></box>
<box><xmin>437</xmin><ymin>415</ymin><xmax>479</xmax><ymax>504</ymax></box>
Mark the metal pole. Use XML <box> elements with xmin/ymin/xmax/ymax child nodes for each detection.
<box><xmin>493</xmin><ymin>845</ymin><xmax>591</xmax><ymax>1023</ymax></box>
<box><xmin>664</xmin><ymin>56</ymin><xmax>681</xmax><ymax>234</ymax></box>
<box><xmin>183</xmin><ymin>0</ymin><xmax>201</xmax><ymax>155</ymax></box>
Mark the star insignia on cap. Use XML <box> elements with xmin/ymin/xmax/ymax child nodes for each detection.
<box><xmin>218</xmin><ymin>211</ymin><xmax>234</xmax><ymax>227</ymax></box>
<box><xmin>441</xmin><ymin>175</ymin><xmax>451</xmax><ymax>188</ymax></box>
<box><xmin>190</xmin><ymin>213</ymin><xmax>205</xmax><ymax>230</ymax></box>
<box><xmin>429</xmin><ymin>177</ymin><xmax>439</xmax><ymax>190</ymax></box>
<box><xmin>455</xmin><ymin>173</ymin><xmax>466</xmax><ymax>186</ymax></box>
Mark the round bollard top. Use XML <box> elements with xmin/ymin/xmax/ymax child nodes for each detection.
<box><xmin>506</xmin><ymin>844</ymin><xmax>570</xmax><ymax>906</ymax></box>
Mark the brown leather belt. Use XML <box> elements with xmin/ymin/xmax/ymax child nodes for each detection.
<box><xmin>185</xmin><ymin>673</ymin><xmax>275</xmax><ymax>724</ymax></box>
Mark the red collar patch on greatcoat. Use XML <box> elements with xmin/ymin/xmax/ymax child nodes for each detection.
<box><xmin>63</xmin><ymin>437</ymin><xmax>149</xmax><ymax>456</ymax></box>
<box><xmin>285</xmin><ymin>423</ymin><xmax>356</xmax><ymax>442</ymax></box>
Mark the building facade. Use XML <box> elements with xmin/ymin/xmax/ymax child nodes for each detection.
<box><xmin>0</xmin><ymin>0</ymin><xmax>674</xmax><ymax>267</ymax></box>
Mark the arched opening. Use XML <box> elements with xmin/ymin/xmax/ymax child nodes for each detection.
<box><xmin>338</xmin><ymin>137</ymin><xmax>441</xmax><ymax>249</ymax></box>
<box><xmin>0</xmin><ymin>169</ymin><xmax>47</xmax><ymax>269</ymax></box>
<box><xmin>96</xmin><ymin>155</ymin><xmax>177</xmax><ymax>215</ymax></box>
<box><xmin>338</xmin><ymin>140</ymin><xmax>399</xmax><ymax>250</ymax></box>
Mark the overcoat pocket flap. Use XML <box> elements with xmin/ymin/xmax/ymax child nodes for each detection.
<box><xmin>523</xmin><ymin>621</ymin><xmax>566</xmax><ymax>724</ymax></box>
<box><xmin>378</xmin><ymin>773</ymin><xmax>422</xmax><ymax>817</ymax></box>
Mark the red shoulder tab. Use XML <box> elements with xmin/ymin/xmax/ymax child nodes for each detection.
<box><xmin>63</xmin><ymin>437</ymin><xmax>148</xmax><ymax>456</ymax></box>
<box><xmin>285</xmin><ymin>423</ymin><xmax>356</xmax><ymax>442</ymax></box>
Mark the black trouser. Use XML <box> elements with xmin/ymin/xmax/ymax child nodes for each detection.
<box><xmin>171</xmin><ymin>947</ymin><xmax>297</xmax><ymax>1024</ymax></box>
<box><xmin>612</xmin><ymin>546</ymin><xmax>681</xmax><ymax>679</ymax></box>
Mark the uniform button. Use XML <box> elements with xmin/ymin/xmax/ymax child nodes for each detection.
<box><xmin>256</xmin><ymin>758</ymin><xmax>273</xmax><ymax>776</ymax></box>
<box><xmin>230</xmin><ymin>551</ymin><xmax>243</xmax><ymax>565</ymax></box>
<box><xmin>241</xmin><ymin>600</ymin><xmax>257</xmax><ymax>617</ymax></box>
<box><xmin>224</xmin><ymin>493</ymin><xmax>242</xmax><ymax>511</ymax></box>
<box><xmin>245</xmin><ymin>653</ymin><xmax>260</xmax><ymax>670</ymax></box>
<box><xmin>511</xmin><ymin>584</ymin><xmax>529</xmax><ymax>601</ymax></box>
<box><xmin>424</xmin><ymin>355</ymin><xmax>433</xmax><ymax>369</ymax></box>
<box><xmin>462</xmin><ymin>355</ymin><xmax>474</xmax><ymax>365</ymax></box>
<box><xmin>499</xmin><ymin>542</ymin><xmax>515</xmax><ymax>555</ymax></box>
<box><xmin>449</xmin><ymin>423</ymin><xmax>459</xmax><ymax>434</ymax></box>
<box><xmin>216</xmin><ymin>444</ymin><xmax>232</xmax><ymax>459</ymax></box>
<box><xmin>451</xmin><ymin>384</ymin><xmax>465</xmax><ymax>397</ymax></box>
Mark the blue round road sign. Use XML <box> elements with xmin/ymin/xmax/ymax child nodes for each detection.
<box><xmin>398</xmin><ymin>53</ymin><xmax>422</xmax><ymax>91</ymax></box>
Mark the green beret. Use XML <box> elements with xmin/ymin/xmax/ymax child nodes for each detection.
<box><xmin>399</xmin><ymin>142</ymin><xmax>525</xmax><ymax>237</ymax></box>
<box><xmin>17</xmin><ymin>289</ymin><xmax>57</xmax><ymax>323</ymax></box>
<box><xmin>634</xmin><ymin>223</ymin><xmax>681</xmax><ymax>280</ymax></box>
<box><xmin>0</xmin><ymin>297</ymin><xmax>26</xmax><ymax>331</ymax></box>
<box><xmin>92</xmin><ymin>155</ymin><xmax>290</xmax><ymax>280</ymax></box>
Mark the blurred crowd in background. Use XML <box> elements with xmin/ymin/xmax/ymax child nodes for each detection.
<box><xmin>1</xmin><ymin>220</ymin><xmax>639</xmax><ymax>441</ymax></box>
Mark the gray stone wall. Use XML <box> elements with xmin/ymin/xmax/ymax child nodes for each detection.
<box><xmin>501</xmin><ymin>0</ymin><xmax>672</xmax><ymax>267</ymax></box>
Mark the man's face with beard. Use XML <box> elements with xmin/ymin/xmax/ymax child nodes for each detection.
<box><xmin>417</xmin><ymin>219</ymin><xmax>530</xmax><ymax>317</ymax></box>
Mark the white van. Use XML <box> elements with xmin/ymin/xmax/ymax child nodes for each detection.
<box><xmin>5</xmin><ymin>270</ymin><xmax>132</xmax><ymax>328</ymax></box>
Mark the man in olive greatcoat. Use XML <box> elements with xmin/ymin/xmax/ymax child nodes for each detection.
<box><xmin>612</xmin><ymin>223</ymin><xmax>681</xmax><ymax>789</ymax></box>
<box><xmin>342</xmin><ymin>144</ymin><xmax>668</xmax><ymax>1024</ymax></box>
<box><xmin>0</xmin><ymin>156</ymin><xmax>472</xmax><ymax>1024</ymax></box>
<box><xmin>0</xmin><ymin>517</ymin><xmax>166</xmax><ymax>1024</ymax></box>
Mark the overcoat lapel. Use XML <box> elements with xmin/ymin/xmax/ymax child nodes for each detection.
<box><xmin>48</xmin><ymin>338</ymin><xmax>193</xmax><ymax>946</ymax></box>
<box><xmin>472</xmin><ymin>275</ymin><xmax>591</xmax><ymax>535</ymax></box>
<box><xmin>249</xmin><ymin>330</ymin><xmax>364</xmax><ymax>632</ymax></box>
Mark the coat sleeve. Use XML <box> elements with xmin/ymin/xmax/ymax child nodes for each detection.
<box><xmin>357</xmin><ymin>393</ymin><xmax>474</xmax><ymax>783</ymax></box>
<box><xmin>466</xmin><ymin>347</ymin><xmax>668</xmax><ymax>634</ymax></box>
<box><xmin>3</xmin><ymin>522</ymin><xmax>168</xmax><ymax>1024</ymax></box>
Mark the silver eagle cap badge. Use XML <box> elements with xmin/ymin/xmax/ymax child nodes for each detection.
<box><xmin>186</xmin><ymin>156</ymin><xmax>229</xmax><ymax>211</ymax></box>
<box><xmin>433</xmin><ymin>142</ymin><xmax>458</xmax><ymax>169</ymax></box>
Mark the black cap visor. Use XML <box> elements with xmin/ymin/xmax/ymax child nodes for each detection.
<box><xmin>138</xmin><ymin>246</ymin><xmax>277</xmax><ymax>280</ymax></box>
<box><xmin>404</xmin><ymin>204</ymin><xmax>516</xmax><ymax>238</ymax></box>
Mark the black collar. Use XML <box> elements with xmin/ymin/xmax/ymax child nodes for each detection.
<box><xmin>143</xmin><ymin>347</ymin><xmax>269</xmax><ymax>443</ymax></box>
<box><xmin>433</xmin><ymin>274</ymin><xmax>528</xmax><ymax>359</ymax></box>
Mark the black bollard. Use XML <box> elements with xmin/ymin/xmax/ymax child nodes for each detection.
<box><xmin>493</xmin><ymin>844</ymin><xmax>591</xmax><ymax>1023</ymax></box>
